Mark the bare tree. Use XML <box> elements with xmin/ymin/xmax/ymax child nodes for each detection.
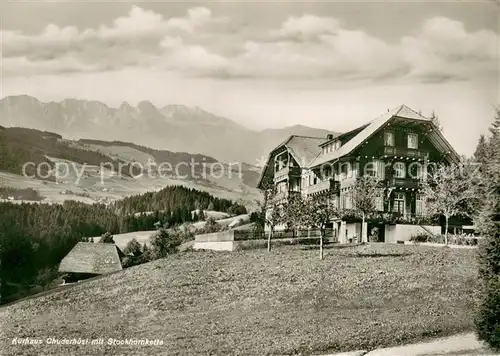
<box><xmin>302</xmin><ymin>195</ymin><xmax>339</xmax><ymax>260</ymax></box>
<box><xmin>256</xmin><ymin>183</ymin><xmax>280</xmax><ymax>252</ymax></box>
<box><xmin>422</xmin><ymin>163</ymin><xmax>480</xmax><ymax>245</ymax></box>
<box><xmin>350</xmin><ymin>175</ymin><xmax>382</xmax><ymax>243</ymax></box>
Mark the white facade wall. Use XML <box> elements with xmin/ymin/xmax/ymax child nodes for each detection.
<box><xmin>384</xmin><ymin>224</ymin><xmax>441</xmax><ymax>243</ymax></box>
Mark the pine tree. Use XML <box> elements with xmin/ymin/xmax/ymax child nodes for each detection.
<box><xmin>476</xmin><ymin>109</ymin><xmax>500</xmax><ymax>351</ymax></box>
<box><xmin>474</xmin><ymin>135</ymin><xmax>490</xmax><ymax>163</ymax></box>
<box><xmin>429</xmin><ymin>110</ymin><xmax>444</xmax><ymax>132</ymax></box>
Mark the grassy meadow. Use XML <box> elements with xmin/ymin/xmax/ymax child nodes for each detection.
<box><xmin>0</xmin><ymin>243</ymin><xmax>479</xmax><ymax>355</ymax></box>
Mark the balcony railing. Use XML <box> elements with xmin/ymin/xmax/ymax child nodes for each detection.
<box><xmin>387</xmin><ymin>177</ymin><xmax>423</xmax><ymax>189</ymax></box>
<box><xmin>274</xmin><ymin>166</ymin><xmax>301</xmax><ymax>183</ymax></box>
<box><xmin>382</xmin><ymin>146</ymin><xmax>429</xmax><ymax>159</ymax></box>
<box><xmin>305</xmin><ymin>179</ymin><xmax>340</xmax><ymax>195</ymax></box>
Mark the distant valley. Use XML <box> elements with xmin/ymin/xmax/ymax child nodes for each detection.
<box><xmin>0</xmin><ymin>126</ymin><xmax>262</xmax><ymax>207</ymax></box>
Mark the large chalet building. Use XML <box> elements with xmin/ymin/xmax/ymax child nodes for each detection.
<box><xmin>257</xmin><ymin>105</ymin><xmax>460</xmax><ymax>243</ymax></box>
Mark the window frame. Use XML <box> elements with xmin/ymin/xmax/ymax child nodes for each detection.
<box><xmin>415</xmin><ymin>194</ymin><xmax>424</xmax><ymax>216</ymax></box>
<box><xmin>384</xmin><ymin>131</ymin><xmax>395</xmax><ymax>147</ymax></box>
<box><xmin>407</xmin><ymin>133</ymin><xmax>419</xmax><ymax>149</ymax></box>
<box><xmin>392</xmin><ymin>192</ymin><xmax>405</xmax><ymax>214</ymax></box>
<box><xmin>393</xmin><ymin>162</ymin><xmax>406</xmax><ymax>178</ymax></box>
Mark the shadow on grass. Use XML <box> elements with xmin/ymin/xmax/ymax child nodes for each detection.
<box><xmin>300</xmin><ymin>243</ymin><xmax>363</xmax><ymax>250</ymax></box>
<box><xmin>352</xmin><ymin>252</ymin><xmax>413</xmax><ymax>258</ymax></box>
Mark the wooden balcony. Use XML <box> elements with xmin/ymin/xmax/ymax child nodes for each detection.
<box><xmin>274</xmin><ymin>166</ymin><xmax>301</xmax><ymax>183</ymax></box>
<box><xmin>386</xmin><ymin>177</ymin><xmax>423</xmax><ymax>189</ymax></box>
<box><xmin>305</xmin><ymin>179</ymin><xmax>340</xmax><ymax>196</ymax></box>
<box><xmin>382</xmin><ymin>146</ymin><xmax>429</xmax><ymax>160</ymax></box>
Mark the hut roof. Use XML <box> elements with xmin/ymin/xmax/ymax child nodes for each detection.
<box><xmin>58</xmin><ymin>242</ymin><xmax>123</xmax><ymax>275</ymax></box>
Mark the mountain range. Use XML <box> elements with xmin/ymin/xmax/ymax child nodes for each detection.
<box><xmin>0</xmin><ymin>95</ymin><xmax>336</xmax><ymax>165</ymax></box>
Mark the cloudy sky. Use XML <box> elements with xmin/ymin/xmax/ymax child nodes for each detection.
<box><xmin>1</xmin><ymin>1</ymin><xmax>498</xmax><ymax>155</ymax></box>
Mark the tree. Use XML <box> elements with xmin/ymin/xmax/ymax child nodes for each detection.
<box><xmin>429</xmin><ymin>110</ymin><xmax>443</xmax><ymax>133</ymax></box>
<box><xmin>149</xmin><ymin>225</ymin><xmax>181</xmax><ymax>260</ymax></box>
<box><xmin>228</xmin><ymin>203</ymin><xmax>247</xmax><ymax>216</ymax></box>
<box><xmin>256</xmin><ymin>183</ymin><xmax>283</xmax><ymax>252</ymax></box>
<box><xmin>474</xmin><ymin>134</ymin><xmax>490</xmax><ymax>164</ymax></box>
<box><xmin>201</xmin><ymin>216</ymin><xmax>222</xmax><ymax>234</ymax></box>
<box><xmin>281</xmin><ymin>194</ymin><xmax>307</xmax><ymax>235</ymax></box>
<box><xmin>475</xmin><ymin>108</ymin><xmax>500</xmax><ymax>351</ymax></box>
<box><xmin>207</xmin><ymin>202</ymin><xmax>215</xmax><ymax>211</ymax></box>
<box><xmin>302</xmin><ymin>195</ymin><xmax>339</xmax><ymax>260</ymax></box>
<box><xmin>350</xmin><ymin>175</ymin><xmax>381</xmax><ymax>243</ymax></box>
<box><xmin>99</xmin><ymin>232</ymin><xmax>115</xmax><ymax>244</ymax></box>
<box><xmin>123</xmin><ymin>238</ymin><xmax>142</xmax><ymax>256</ymax></box>
<box><xmin>140</xmin><ymin>243</ymin><xmax>151</xmax><ymax>263</ymax></box>
<box><xmin>422</xmin><ymin>163</ymin><xmax>480</xmax><ymax>245</ymax></box>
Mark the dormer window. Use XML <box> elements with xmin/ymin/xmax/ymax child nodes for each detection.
<box><xmin>407</xmin><ymin>133</ymin><xmax>418</xmax><ymax>149</ymax></box>
<box><xmin>384</xmin><ymin>131</ymin><xmax>394</xmax><ymax>146</ymax></box>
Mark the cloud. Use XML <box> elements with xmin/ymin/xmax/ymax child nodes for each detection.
<box><xmin>401</xmin><ymin>17</ymin><xmax>498</xmax><ymax>81</ymax></box>
<box><xmin>157</xmin><ymin>36</ymin><xmax>230</xmax><ymax>76</ymax></box>
<box><xmin>0</xmin><ymin>6</ymin><xmax>228</xmax><ymax>76</ymax></box>
<box><xmin>272</xmin><ymin>14</ymin><xmax>340</xmax><ymax>42</ymax></box>
<box><xmin>1</xmin><ymin>10</ymin><xmax>497</xmax><ymax>83</ymax></box>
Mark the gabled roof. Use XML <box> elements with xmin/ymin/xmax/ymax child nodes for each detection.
<box><xmin>309</xmin><ymin>104</ymin><xmax>460</xmax><ymax>167</ymax></box>
<box><xmin>257</xmin><ymin>135</ymin><xmax>331</xmax><ymax>189</ymax></box>
<box><xmin>58</xmin><ymin>242</ymin><xmax>123</xmax><ymax>275</ymax></box>
<box><xmin>286</xmin><ymin>135</ymin><xmax>329</xmax><ymax>166</ymax></box>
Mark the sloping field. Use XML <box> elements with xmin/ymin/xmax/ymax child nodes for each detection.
<box><xmin>0</xmin><ymin>244</ymin><xmax>479</xmax><ymax>356</ymax></box>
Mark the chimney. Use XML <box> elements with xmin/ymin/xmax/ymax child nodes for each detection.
<box><xmin>326</xmin><ymin>134</ymin><xmax>334</xmax><ymax>140</ymax></box>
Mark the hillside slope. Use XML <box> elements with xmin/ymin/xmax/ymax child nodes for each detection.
<box><xmin>0</xmin><ymin>127</ymin><xmax>262</xmax><ymax>206</ymax></box>
<box><xmin>0</xmin><ymin>244</ymin><xmax>478</xmax><ymax>355</ymax></box>
<box><xmin>0</xmin><ymin>95</ymin><xmax>336</xmax><ymax>164</ymax></box>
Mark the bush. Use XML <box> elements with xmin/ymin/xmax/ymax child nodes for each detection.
<box><xmin>149</xmin><ymin>226</ymin><xmax>182</xmax><ymax>260</ymax></box>
<box><xmin>410</xmin><ymin>233</ymin><xmax>428</xmax><ymax>243</ymax></box>
<box><xmin>197</xmin><ymin>216</ymin><xmax>224</xmax><ymax>234</ymax></box>
<box><xmin>228</xmin><ymin>203</ymin><xmax>247</xmax><ymax>216</ymax></box>
<box><xmin>99</xmin><ymin>232</ymin><xmax>115</xmax><ymax>244</ymax></box>
<box><xmin>123</xmin><ymin>238</ymin><xmax>142</xmax><ymax>256</ymax></box>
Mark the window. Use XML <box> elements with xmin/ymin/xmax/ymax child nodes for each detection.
<box><xmin>365</xmin><ymin>160</ymin><xmax>384</xmax><ymax>179</ymax></box>
<box><xmin>349</xmin><ymin>162</ymin><xmax>359</xmax><ymax>179</ymax></box>
<box><xmin>416</xmin><ymin>194</ymin><xmax>424</xmax><ymax>216</ymax></box>
<box><xmin>393</xmin><ymin>162</ymin><xmax>406</xmax><ymax>178</ymax></box>
<box><xmin>392</xmin><ymin>192</ymin><xmax>405</xmax><ymax>214</ymax></box>
<box><xmin>384</xmin><ymin>131</ymin><xmax>394</xmax><ymax>146</ymax></box>
<box><xmin>375</xmin><ymin>190</ymin><xmax>384</xmax><ymax>211</ymax></box>
<box><xmin>409</xmin><ymin>162</ymin><xmax>423</xmax><ymax>179</ymax></box>
<box><xmin>334</xmin><ymin>141</ymin><xmax>341</xmax><ymax>150</ymax></box>
<box><xmin>365</xmin><ymin>161</ymin><xmax>376</xmax><ymax>177</ymax></box>
<box><xmin>345</xmin><ymin>194</ymin><xmax>352</xmax><ymax>209</ymax></box>
<box><xmin>408</xmin><ymin>133</ymin><xmax>418</xmax><ymax>149</ymax></box>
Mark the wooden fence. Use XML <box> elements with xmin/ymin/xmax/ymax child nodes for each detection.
<box><xmin>233</xmin><ymin>228</ymin><xmax>335</xmax><ymax>241</ymax></box>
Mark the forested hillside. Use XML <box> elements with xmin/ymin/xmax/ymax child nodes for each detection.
<box><xmin>111</xmin><ymin>185</ymin><xmax>238</xmax><ymax>215</ymax></box>
<box><xmin>0</xmin><ymin>127</ymin><xmax>138</xmax><ymax>179</ymax></box>
<box><xmin>0</xmin><ymin>185</ymin><xmax>245</xmax><ymax>304</ymax></box>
